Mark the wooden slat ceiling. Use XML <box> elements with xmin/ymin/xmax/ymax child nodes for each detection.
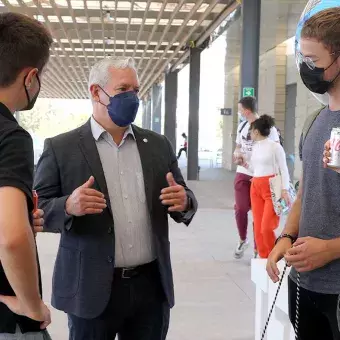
<box><xmin>0</xmin><ymin>0</ymin><xmax>238</xmax><ymax>99</ymax></box>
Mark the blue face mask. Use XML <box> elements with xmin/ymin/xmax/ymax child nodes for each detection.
<box><xmin>99</xmin><ymin>88</ymin><xmax>140</xmax><ymax>127</ymax></box>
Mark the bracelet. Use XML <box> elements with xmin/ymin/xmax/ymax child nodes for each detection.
<box><xmin>275</xmin><ymin>233</ymin><xmax>297</xmax><ymax>245</ymax></box>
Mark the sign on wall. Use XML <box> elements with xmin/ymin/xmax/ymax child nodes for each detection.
<box><xmin>220</xmin><ymin>108</ymin><xmax>232</xmax><ymax>116</ymax></box>
<box><xmin>242</xmin><ymin>87</ymin><xmax>255</xmax><ymax>97</ymax></box>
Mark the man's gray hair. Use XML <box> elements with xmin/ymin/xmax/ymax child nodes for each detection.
<box><xmin>88</xmin><ymin>56</ymin><xmax>136</xmax><ymax>98</ymax></box>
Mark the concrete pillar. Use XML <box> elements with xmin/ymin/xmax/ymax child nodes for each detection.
<box><xmin>145</xmin><ymin>96</ymin><xmax>152</xmax><ymax>130</ymax></box>
<box><xmin>164</xmin><ymin>70</ymin><xmax>178</xmax><ymax>151</ymax></box>
<box><xmin>294</xmin><ymin>78</ymin><xmax>322</xmax><ymax>178</ymax></box>
<box><xmin>142</xmin><ymin>100</ymin><xmax>146</xmax><ymax>128</ymax></box>
<box><xmin>258</xmin><ymin>43</ymin><xmax>287</xmax><ymax>133</ymax></box>
<box><xmin>240</xmin><ymin>0</ymin><xmax>261</xmax><ymax>99</ymax></box>
<box><xmin>151</xmin><ymin>84</ymin><xmax>162</xmax><ymax>134</ymax></box>
<box><xmin>222</xmin><ymin>66</ymin><xmax>240</xmax><ymax>171</ymax></box>
<box><xmin>188</xmin><ymin>47</ymin><xmax>201</xmax><ymax>180</ymax></box>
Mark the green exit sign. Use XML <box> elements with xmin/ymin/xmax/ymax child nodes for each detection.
<box><xmin>242</xmin><ymin>87</ymin><xmax>255</xmax><ymax>97</ymax></box>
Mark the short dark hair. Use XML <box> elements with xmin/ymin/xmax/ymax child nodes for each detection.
<box><xmin>238</xmin><ymin>96</ymin><xmax>256</xmax><ymax>113</ymax></box>
<box><xmin>0</xmin><ymin>12</ymin><xmax>53</xmax><ymax>87</ymax></box>
<box><xmin>250</xmin><ymin>114</ymin><xmax>275</xmax><ymax>137</ymax></box>
<box><xmin>301</xmin><ymin>7</ymin><xmax>340</xmax><ymax>53</ymax></box>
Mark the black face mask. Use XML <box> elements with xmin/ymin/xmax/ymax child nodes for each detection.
<box><xmin>300</xmin><ymin>58</ymin><xmax>340</xmax><ymax>94</ymax></box>
<box><xmin>21</xmin><ymin>74</ymin><xmax>41</xmax><ymax>111</ymax></box>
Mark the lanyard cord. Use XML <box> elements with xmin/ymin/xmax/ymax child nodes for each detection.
<box><xmin>260</xmin><ymin>263</ymin><xmax>300</xmax><ymax>339</ymax></box>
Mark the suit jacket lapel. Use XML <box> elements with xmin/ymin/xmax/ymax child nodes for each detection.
<box><xmin>78</xmin><ymin>120</ymin><xmax>112</xmax><ymax>216</ymax></box>
<box><xmin>133</xmin><ymin>125</ymin><xmax>154</xmax><ymax>214</ymax></box>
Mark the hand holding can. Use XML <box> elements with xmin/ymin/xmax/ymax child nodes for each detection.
<box><xmin>32</xmin><ymin>190</ymin><xmax>44</xmax><ymax>235</ymax></box>
<box><xmin>323</xmin><ymin>128</ymin><xmax>340</xmax><ymax>173</ymax></box>
<box><xmin>328</xmin><ymin>128</ymin><xmax>340</xmax><ymax>168</ymax></box>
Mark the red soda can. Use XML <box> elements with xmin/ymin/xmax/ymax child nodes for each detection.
<box><xmin>33</xmin><ymin>190</ymin><xmax>38</xmax><ymax>213</ymax></box>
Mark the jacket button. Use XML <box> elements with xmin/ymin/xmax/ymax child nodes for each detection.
<box><xmin>108</xmin><ymin>227</ymin><xmax>113</xmax><ymax>234</ymax></box>
<box><xmin>107</xmin><ymin>256</ymin><xmax>113</xmax><ymax>263</ymax></box>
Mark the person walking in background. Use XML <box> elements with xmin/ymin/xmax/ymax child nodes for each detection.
<box><xmin>177</xmin><ymin>132</ymin><xmax>188</xmax><ymax>159</ymax></box>
<box><xmin>233</xmin><ymin>97</ymin><xmax>280</xmax><ymax>259</ymax></box>
<box><xmin>242</xmin><ymin>115</ymin><xmax>290</xmax><ymax>259</ymax></box>
<box><xmin>0</xmin><ymin>12</ymin><xmax>52</xmax><ymax>339</ymax></box>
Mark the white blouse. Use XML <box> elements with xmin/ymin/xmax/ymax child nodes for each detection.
<box><xmin>248</xmin><ymin>138</ymin><xmax>290</xmax><ymax>190</ymax></box>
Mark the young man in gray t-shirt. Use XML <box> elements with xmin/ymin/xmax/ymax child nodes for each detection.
<box><xmin>267</xmin><ymin>8</ymin><xmax>340</xmax><ymax>340</ymax></box>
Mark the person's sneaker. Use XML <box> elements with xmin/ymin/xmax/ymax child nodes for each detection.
<box><xmin>234</xmin><ymin>239</ymin><xmax>249</xmax><ymax>259</ymax></box>
<box><xmin>253</xmin><ymin>250</ymin><xmax>258</xmax><ymax>259</ymax></box>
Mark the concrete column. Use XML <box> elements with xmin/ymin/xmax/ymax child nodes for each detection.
<box><xmin>240</xmin><ymin>0</ymin><xmax>261</xmax><ymax>99</ymax></box>
<box><xmin>222</xmin><ymin>66</ymin><xmax>240</xmax><ymax>171</ymax></box>
<box><xmin>145</xmin><ymin>96</ymin><xmax>152</xmax><ymax>130</ymax></box>
<box><xmin>141</xmin><ymin>100</ymin><xmax>146</xmax><ymax>128</ymax></box>
<box><xmin>164</xmin><ymin>70</ymin><xmax>178</xmax><ymax>151</ymax></box>
<box><xmin>151</xmin><ymin>84</ymin><xmax>162</xmax><ymax>134</ymax></box>
<box><xmin>294</xmin><ymin>78</ymin><xmax>322</xmax><ymax>178</ymax></box>
<box><xmin>258</xmin><ymin>43</ymin><xmax>287</xmax><ymax>132</ymax></box>
<box><xmin>188</xmin><ymin>47</ymin><xmax>201</xmax><ymax>180</ymax></box>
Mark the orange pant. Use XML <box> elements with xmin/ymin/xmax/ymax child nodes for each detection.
<box><xmin>250</xmin><ymin>176</ymin><xmax>279</xmax><ymax>258</ymax></box>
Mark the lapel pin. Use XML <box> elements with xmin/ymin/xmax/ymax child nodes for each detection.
<box><xmin>143</xmin><ymin>138</ymin><xmax>148</xmax><ymax>143</ymax></box>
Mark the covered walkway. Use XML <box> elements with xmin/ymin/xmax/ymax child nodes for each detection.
<box><xmin>36</xmin><ymin>169</ymin><xmax>256</xmax><ymax>340</ymax></box>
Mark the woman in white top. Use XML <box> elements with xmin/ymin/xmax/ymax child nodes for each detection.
<box><xmin>242</xmin><ymin>115</ymin><xmax>290</xmax><ymax>259</ymax></box>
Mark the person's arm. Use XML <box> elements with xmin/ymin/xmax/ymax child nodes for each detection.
<box><xmin>34</xmin><ymin>138</ymin><xmax>72</xmax><ymax>233</ymax></box>
<box><xmin>163</xmin><ymin>136</ymin><xmax>197</xmax><ymax>225</ymax></box>
<box><xmin>281</xmin><ymin>174</ymin><xmax>302</xmax><ymax>238</ymax></box>
<box><xmin>0</xmin><ymin>187</ymin><xmax>41</xmax><ymax>314</ymax></box>
<box><xmin>0</xmin><ymin>129</ymin><xmax>50</xmax><ymax>326</ymax></box>
<box><xmin>266</xmin><ymin>173</ymin><xmax>302</xmax><ymax>282</ymax></box>
<box><xmin>234</xmin><ymin>126</ymin><xmax>242</xmax><ymax>153</ymax></box>
<box><xmin>275</xmin><ymin>144</ymin><xmax>290</xmax><ymax>190</ymax></box>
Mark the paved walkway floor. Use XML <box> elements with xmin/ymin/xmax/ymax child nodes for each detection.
<box><xmin>36</xmin><ymin>167</ymin><xmax>256</xmax><ymax>340</ymax></box>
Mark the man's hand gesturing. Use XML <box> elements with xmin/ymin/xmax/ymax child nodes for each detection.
<box><xmin>65</xmin><ymin>176</ymin><xmax>107</xmax><ymax>216</ymax></box>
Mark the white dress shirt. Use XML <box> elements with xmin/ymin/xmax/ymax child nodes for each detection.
<box><xmin>91</xmin><ymin>117</ymin><xmax>155</xmax><ymax>268</ymax></box>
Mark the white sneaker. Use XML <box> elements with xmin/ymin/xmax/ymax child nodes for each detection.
<box><xmin>234</xmin><ymin>239</ymin><xmax>249</xmax><ymax>259</ymax></box>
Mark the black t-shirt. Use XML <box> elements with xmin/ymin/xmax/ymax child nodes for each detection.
<box><xmin>0</xmin><ymin>103</ymin><xmax>42</xmax><ymax>333</ymax></box>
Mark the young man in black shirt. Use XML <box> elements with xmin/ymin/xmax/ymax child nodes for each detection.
<box><xmin>0</xmin><ymin>13</ymin><xmax>53</xmax><ymax>338</ymax></box>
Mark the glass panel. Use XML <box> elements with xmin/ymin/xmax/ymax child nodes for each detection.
<box><xmin>180</xmin><ymin>3</ymin><xmax>197</xmax><ymax>12</ymax></box>
<box><xmin>86</xmin><ymin>1</ymin><xmax>100</xmax><ymax>10</ymax></box>
<box><xmin>34</xmin><ymin>15</ymin><xmax>45</xmax><ymax>22</ymax></box>
<box><xmin>47</xmin><ymin>16</ymin><xmax>59</xmax><ymax>22</ymax></box>
<box><xmin>7</xmin><ymin>0</ymin><xmax>19</xmax><ymax>6</ymax></box>
<box><xmin>75</xmin><ymin>16</ymin><xmax>87</xmax><ymax>23</ymax></box>
<box><xmin>70</xmin><ymin>0</ymin><xmax>84</xmax><ymax>9</ymax></box>
<box><xmin>197</xmin><ymin>3</ymin><xmax>209</xmax><ymax>13</ymax></box>
<box><xmin>61</xmin><ymin>16</ymin><xmax>73</xmax><ymax>23</ymax></box>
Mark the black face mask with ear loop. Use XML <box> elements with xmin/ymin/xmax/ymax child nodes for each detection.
<box><xmin>300</xmin><ymin>57</ymin><xmax>340</xmax><ymax>94</ymax></box>
<box><xmin>21</xmin><ymin>74</ymin><xmax>41</xmax><ymax>111</ymax></box>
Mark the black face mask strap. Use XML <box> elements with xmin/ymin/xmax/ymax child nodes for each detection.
<box><xmin>96</xmin><ymin>85</ymin><xmax>110</xmax><ymax>107</ymax></box>
<box><xmin>24</xmin><ymin>74</ymin><xmax>31</xmax><ymax>107</ymax></box>
<box><xmin>24</xmin><ymin>73</ymin><xmax>41</xmax><ymax>105</ymax></box>
<box><xmin>325</xmin><ymin>55</ymin><xmax>340</xmax><ymax>71</ymax></box>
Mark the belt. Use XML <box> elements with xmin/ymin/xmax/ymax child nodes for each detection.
<box><xmin>114</xmin><ymin>261</ymin><xmax>156</xmax><ymax>279</ymax></box>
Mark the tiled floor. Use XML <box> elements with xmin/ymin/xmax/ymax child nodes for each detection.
<box><xmin>36</xmin><ymin>167</ymin><xmax>256</xmax><ymax>340</ymax></box>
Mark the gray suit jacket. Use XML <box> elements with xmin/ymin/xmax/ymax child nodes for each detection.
<box><xmin>34</xmin><ymin>121</ymin><xmax>197</xmax><ymax>319</ymax></box>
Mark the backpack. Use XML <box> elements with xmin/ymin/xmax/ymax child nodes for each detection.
<box><xmin>299</xmin><ymin>105</ymin><xmax>326</xmax><ymax>161</ymax></box>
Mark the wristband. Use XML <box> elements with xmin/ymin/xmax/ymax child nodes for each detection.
<box><xmin>275</xmin><ymin>233</ymin><xmax>297</xmax><ymax>245</ymax></box>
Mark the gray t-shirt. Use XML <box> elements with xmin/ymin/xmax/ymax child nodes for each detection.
<box><xmin>290</xmin><ymin>107</ymin><xmax>340</xmax><ymax>294</ymax></box>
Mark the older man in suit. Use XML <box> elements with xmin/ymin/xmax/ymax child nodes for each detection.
<box><xmin>34</xmin><ymin>56</ymin><xmax>198</xmax><ymax>340</ymax></box>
